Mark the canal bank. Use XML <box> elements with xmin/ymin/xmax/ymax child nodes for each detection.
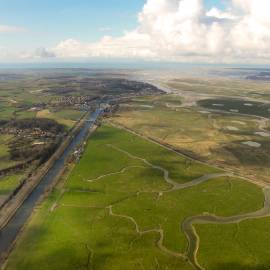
<box><xmin>0</xmin><ymin>108</ymin><xmax>103</xmax><ymax>262</ymax></box>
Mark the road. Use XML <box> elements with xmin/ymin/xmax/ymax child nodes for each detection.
<box><xmin>0</xmin><ymin>108</ymin><xmax>103</xmax><ymax>258</ymax></box>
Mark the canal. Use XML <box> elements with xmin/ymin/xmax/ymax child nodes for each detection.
<box><xmin>0</xmin><ymin>108</ymin><xmax>103</xmax><ymax>256</ymax></box>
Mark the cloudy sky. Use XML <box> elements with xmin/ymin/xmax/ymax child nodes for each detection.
<box><xmin>0</xmin><ymin>0</ymin><xmax>270</xmax><ymax>63</ymax></box>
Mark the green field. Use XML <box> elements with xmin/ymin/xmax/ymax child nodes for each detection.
<box><xmin>0</xmin><ymin>102</ymin><xmax>16</xmax><ymax>120</ymax></box>
<box><xmin>5</xmin><ymin>125</ymin><xmax>265</xmax><ymax>270</ymax></box>
<box><xmin>0</xmin><ymin>174</ymin><xmax>24</xmax><ymax>196</ymax></box>
<box><xmin>53</xmin><ymin>109</ymin><xmax>84</xmax><ymax>121</ymax></box>
<box><xmin>196</xmin><ymin>217</ymin><xmax>270</xmax><ymax>270</ymax></box>
<box><xmin>0</xmin><ymin>135</ymin><xmax>19</xmax><ymax>170</ymax></box>
<box><xmin>37</xmin><ymin>109</ymin><xmax>84</xmax><ymax>129</ymax></box>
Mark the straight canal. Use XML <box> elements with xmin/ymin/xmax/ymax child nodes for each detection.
<box><xmin>0</xmin><ymin>108</ymin><xmax>103</xmax><ymax>257</ymax></box>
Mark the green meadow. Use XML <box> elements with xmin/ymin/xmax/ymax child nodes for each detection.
<box><xmin>5</xmin><ymin>125</ymin><xmax>265</xmax><ymax>270</ymax></box>
<box><xmin>196</xmin><ymin>217</ymin><xmax>270</xmax><ymax>270</ymax></box>
<box><xmin>0</xmin><ymin>174</ymin><xmax>25</xmax><ymax>196</ymax></box>
<box><xmin>37</xmin><ymin>109</ymin><xmax>84</xmax><ymax>129</ymax></box>
<box><xmin>0</xmin><ymin>135</ymin><xmax>19</xmax><ymax>170</ymax></box>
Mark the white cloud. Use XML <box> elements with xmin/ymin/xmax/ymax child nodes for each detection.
<box><xmin>46</xmin><ymin>0</ymin><xmax>270</xmax><ymax>63</ymax></box>
<box><xmin>53</xmin><ymin>32</ymin><xmax>156</xmax><ymax>59</ymax></box>
<box><xmin>206</xmin><ymin>7</ymin><xmax>236</xmax><ymax>20</ymax></box>
<box><xmin>2</xmin><ymin>0</ymin><xmax>270</xmax><ymax>63</ymax></box>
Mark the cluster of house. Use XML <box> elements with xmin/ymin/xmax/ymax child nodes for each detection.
<box><xmin>0</xmin><ymin>126</ymin><xmax>56</xmax><ymax>140</ymax></box>
<box><xmin>50</xmin><ymin>96</ymin><xmax>98</xmax><ymax>110</ymax></box>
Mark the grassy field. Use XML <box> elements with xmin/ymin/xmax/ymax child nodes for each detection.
<box><xmin>53</xmin><ymin>109</ymin><xmax>84</xmax><ymax>121</ymax></box>
<box><xmin>37</xmin><ymin>109</ymin><xmax>84</xmax><ymax>129</ymax></box>
<box><xmin>196</xmin><ymin>217</ymin><xmax>270</xmax><ymax>270</ymax></box>
<box><xmin>0</xmin><ymin>135</ymin><xmax>19</xmax><ymax>170</ymax></box>
<box><xmin>0</xmin><ymin>102</ymin><xmax>16</xmax><ymax>120</ymax></box>
<box><xmin>113</xmin><ymin>95</ymin><xmax>270</xmax><ymax>183</ymax></box>
<box><xmin>14</xmin><ymin>110</ymin><xmax>37</xmax><ymax>119</ymax></box>
<box><xmin>0</xmin><ymin>174</ymin><xmax>24</xmax><ymax>196</ymax></box>
<box><xmin>5</xmin><ymin>125</ymin><xmax>264</xmax><ymax>270</ymax></box>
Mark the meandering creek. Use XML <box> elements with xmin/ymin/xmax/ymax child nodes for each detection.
<box><xmin>182</xmin><ymin>187</ymin><xmax>270</xmax><ymax>270</ymax></box>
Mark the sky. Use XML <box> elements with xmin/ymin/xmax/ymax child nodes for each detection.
<box><xmin>0</xmin><ymin>0</ymin><xmax>269</xmax><ymax>64</ymax></box>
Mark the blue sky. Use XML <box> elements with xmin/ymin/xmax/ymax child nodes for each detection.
<box><xmin>0</xmin><ymin>0</ymin><xmax>144</xmax><ymax>50</ymax></box>
<box><xmin>0</xmin><ymin>0</ymin><xmax>224</xmax><ymax>51</ymax></box>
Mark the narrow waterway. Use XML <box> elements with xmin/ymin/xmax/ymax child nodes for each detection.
<box><xmin>0</xmin><ymin>108</ymin><xmax>103</xmax><ymax>257</ymax></box>
<box><xmin>182</xmin><ymin>187</ymin><xmax>270</xmax><ymax>270</ymax></box>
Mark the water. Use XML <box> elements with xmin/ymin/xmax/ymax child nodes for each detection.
<box><xmin>242</xmin><ymin>141</ymin><xmax>261</xmax><ymax>148</ymax></box>
<box><xmin>0</xmin><ymin>108</ymin><xmax>103</xmax><ymax>257</ymax></box>
<box><xmin>183</xmin><ymin>187</ymin><xmax>270</xmax><ymax>270</ymax></box>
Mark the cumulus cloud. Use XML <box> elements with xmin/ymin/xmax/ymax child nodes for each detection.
<box><xmin>48</xmin><ymin>0</ymin><xmax>270</xmax><ymax>63</ymax></box>
<box><xmin>45</xmin><ymin>0</ymin><xmax>270</xmax><ymax>63</ymax></box>
<box><xmin>206</xmin><ymin>7</ymin><xmax>236</xmax><ymax>20</ymax></box>
<box><xmin>3</xmin><ymin>0</ymin><xmax>270</xmax><ymax>63</ymax></box>
<box><xmin>53</xmin><ymin>32</ymin><xmax>156</xmax><ymax>59</ymax></box>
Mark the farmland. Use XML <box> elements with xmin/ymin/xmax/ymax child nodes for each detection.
<box><xmin>5</xmin><ymin>125</ymin><xmax>266</xmax><ymax>270</ymax></box>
